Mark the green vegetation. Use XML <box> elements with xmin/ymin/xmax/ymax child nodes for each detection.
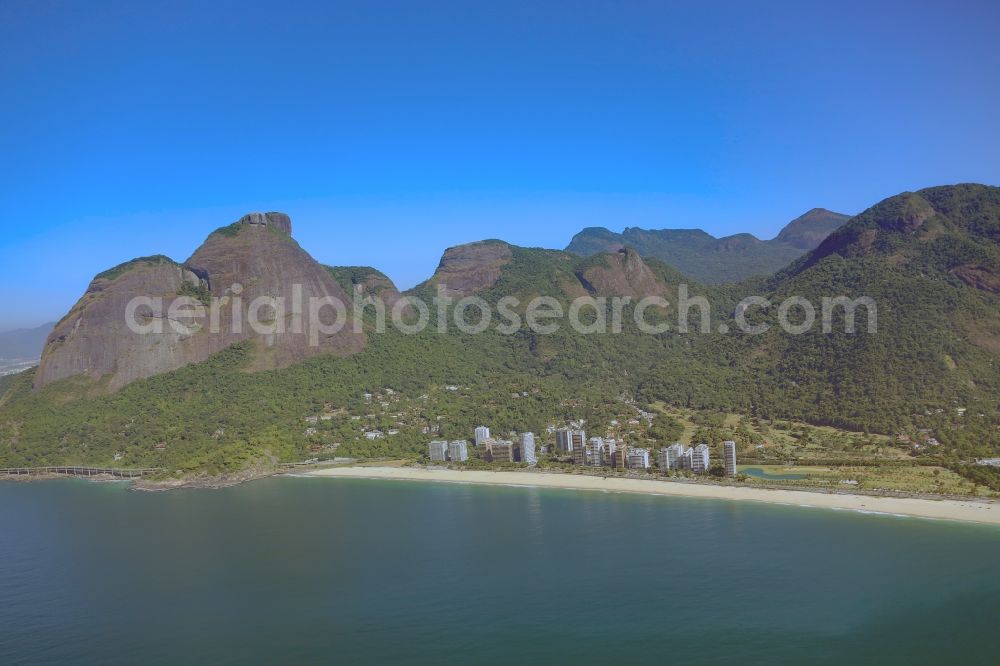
<box><xmin>325</xmin><ymin>266</ymin><xmax>394</xmax><ymax>297</ymax></box>
<box><xmin>177</xmin><ymin>281</ymin><xmax>212</xmax><ymax>306</ymax></box>
<box><xmin>0</xmin><ymin>373</ymin><xmax>16</xmax><ymax>400</ymax></box>
<box><xmin>93</xmin><ymin>255</ymin><xmax>177</xmax><ymax>282</ymax></box>
<box><xmin>951</xmin><ymin>464</ymin><xmax>1000</xmax><ymax>493</ymax></box>
<box><xmin>1</xmin><ymin>185</ymin><xmax>999</xmax><ymax>489</ymax></box>
<box><xmin>210</xmin><ymin>221</ymin><xmax>244</xmax><ymax>238</ymax></box>
<box><xmin>568</xmin><ymin>227</ymin><xmax>819</xmax><ymax>284</ymax></box>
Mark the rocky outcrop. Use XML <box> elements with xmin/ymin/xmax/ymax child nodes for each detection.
<box><xmin>235</xmin><ymin>211</ymin><xmax>292</xmax><ymax>235</ymax></box>
<box><xmin>425</xmin><ymin>241</ymin><xmax>513</xmax><ymax>296</ymax></box>
<box><xmin>182</xmin><ymin>214</ymin><xmax>365</xmax><ymax>371</ymax></box>
<box><xmin>34</xmin><ymin>213</ymin><xmax>366</xmax><ymax>391</ymax></box>
<box><xmin>879</xmin><ymin>193</ymin><xmax>936</xmax><ymax>234</ymax></box>
<box><xmin>564</xmin><ymin>227</ymin><xmax>626</xmax><ymax>257</ymax></box>
<box><xmin>35</xmin><ymin>257</ymin><xmax>208</xmax><ymax>391</ymax></box>
<box><xmin>951</xmin><ymin>264</ymin><xmax>1000</xmax><ymax>294</ymax></box>
<box><xmin>577</xmin><ymin>248</ymin><xmax>669</xmax><ymax>298</ymax></box>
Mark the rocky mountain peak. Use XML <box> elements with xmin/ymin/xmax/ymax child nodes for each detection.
<box><xmin>428</xmin><ymin>240</ymin><xmax>513</xmax><ymax>296</ymax></box>
<box><xmin>33</xmin><ymin>210</ymin><xmax>363</xmax><ymax>392</ymax></box>
<box><xmin>578</xmin><ymin>247</ymin><xmax>668</xmax><ymax>298</ymax></box>
<box><xmin>236</xmin><ymin>212</ymin><xmax>292</xmax><ymax>235</ymax></box>
<box><xmin>774</xmin><ymin>208</ymin><xmax>852</xmax><ymax>250</ymax></box>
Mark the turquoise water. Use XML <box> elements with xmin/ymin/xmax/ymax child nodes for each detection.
<box><xmin>742</xmin><ymin>467</ymin><xmax>808</xmax><ymax>480</ymax></box>
<box><xmin>1</xmin><ymin>477</ymin><xmax>999</xmax><ymax>665</ymax></box>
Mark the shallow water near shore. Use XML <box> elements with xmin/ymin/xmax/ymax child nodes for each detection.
<box><xmin>741</xmin><ymin>466</ymin><xmax>808</xmax><ymax>480</ymax></box>
<box><xmin>2</xmin><ymin>476</ymin><xmax>999</xmax><ymax>664</ymax></box>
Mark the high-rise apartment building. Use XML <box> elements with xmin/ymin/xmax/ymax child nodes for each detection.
<box><xmin>723</xmin><ymin>440</ymin><xmax>737</xmax><ymax>477</ymax></box>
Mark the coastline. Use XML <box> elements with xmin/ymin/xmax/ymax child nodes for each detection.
<box><xmin>305</xmin><ymin>466</ymin><xmax>1000</xmax><ymax>526</ymax></box>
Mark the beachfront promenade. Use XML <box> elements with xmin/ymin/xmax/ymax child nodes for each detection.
<box><xmin>0</xmin><ymin>466</ymin><xmax>162</xmax><ymax>479</ymax></box>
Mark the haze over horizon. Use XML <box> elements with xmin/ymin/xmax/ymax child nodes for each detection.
<box><xmin>2</xmin><ymin>0</ymin><xmax>999</xmax><ymax>329</ymax></box>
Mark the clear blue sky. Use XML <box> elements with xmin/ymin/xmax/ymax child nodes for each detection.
<box><xmin>1</xmin><ymin>0</ymin><xmax>998</xmax><ymax>329</ymax></box>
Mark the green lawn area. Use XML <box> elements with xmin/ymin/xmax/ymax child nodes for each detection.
<box><xmin>738</xmin><ymin>463</ymin><xmax>991</xmax><ymax>497</ymax></box>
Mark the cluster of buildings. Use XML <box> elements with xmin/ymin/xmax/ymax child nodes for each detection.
<box><xmin>553</xmin><ymin>428</ymin><xmax>738</xmax><ymax>477</ymax></box>
<box><xmin>656</xmin><ymin>441</ymin><xmax>737</xmax><ymax>476</ymax></box>
<box><xmin>430</xmin><ymin>424</ymin><xmax>738</xmax><ymax>478</ymax></box>
<box><xmin>429</xmin><ymin>427</ymin><xmax>537</xmax><ymax>465</ymax></box>
<box><xmin>658</xmin><ymin>443</ymin><xmax>711</xmax><ymax>473</ymax></box>
<box><xmin>428</xmin><ymin>439</ymin><xmax>469</xmax><ymax>463</ymax></box>
<box><xmin>556</xmin><ymin>430</ymin><xmax>633</xmax><ymax>470</ymax></box>
<box><xmin>478</xmin><ymin>428</ymin><xmax>537</xmax><ymax>465</ymax></box>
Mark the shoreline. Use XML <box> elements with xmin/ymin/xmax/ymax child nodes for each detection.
<box><xmin>305</xmin><ymin>466</ymin><xmax>1000</xmax><ymax>526</ymax></box>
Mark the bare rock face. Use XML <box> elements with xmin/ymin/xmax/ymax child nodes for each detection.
<box><xmin>235</xmin><ymin>211</ymin><xmax>292</xmax><ymax>235</ymax></box>
<box><xmin>881</xmin><ymin>193</ymin><xmax>936</xmax><ymax>234</ymax></box>
<box><xmin>577</xmin><ymin>248</ymin><xmax>668</xmax><ymax>298</ymax></box>
<box><xmin>951</xmin><ymin>264</ymin><xmax>1000</xmax><ymax>294</ymax></box>
<box><xmin>35</xmin><ymin>258</ymin><xmax>208</xmax><ymax>391</ymax></box>
<box><xmin>361</xmin><ymin>274</ymin><xmax>405</xmax><ymax>309</ymax></box>
<box><xmin>34</xmin><ymin>213</ymin><xmax>366</xmax><ymax>391</ymax></box>
<box><xmin>182</xmin><ymin>216</ymin><xmax>365</xmax><ymax>371</ymax></box>
<box><xmin>427</xmin><ymin>240</ymin><xmax>513</xmax><ymax>296</ymax></box>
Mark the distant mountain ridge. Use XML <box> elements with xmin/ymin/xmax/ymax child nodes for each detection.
<box><xmin>0</xmin><ymin>323</ymin><xmax>54</xmax><ymax>360</ymax></box>
<box><xmin>565</xmin><ymin>208</ymin><xmax>851</xmax><ymax>283</ymax></box>
<box><xmin>0</xmin><ymin>323</ymin><xmax>54</xmax><ymax>376</ymax></box>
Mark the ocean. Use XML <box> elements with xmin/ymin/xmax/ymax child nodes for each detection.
<box><xmin>1</xmin><ymin>477</ymin><xmax>998</xmax><ymax>664</ymax></box>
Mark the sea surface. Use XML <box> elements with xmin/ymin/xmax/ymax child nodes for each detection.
<box><xmin>1</xmin><ymin>477</ymin><xmax>999</xmax><ymax>665</ymax></box>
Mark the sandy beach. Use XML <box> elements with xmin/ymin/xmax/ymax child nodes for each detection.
<box><xmin>306</xmin><ymin>466</ymin><xmax>1000</xmax><ymax>526</ymax></box>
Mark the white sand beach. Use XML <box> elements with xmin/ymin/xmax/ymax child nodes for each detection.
<box><xmin>306</xmin><ymin>466</ymin><xmax>1000</xmax><ymax>526</ymax></box>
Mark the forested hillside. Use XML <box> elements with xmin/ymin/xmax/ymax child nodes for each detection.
<box><xmin>1</xmin><ymin>185</ymin><xmax>998</xmax><ymax>476</ymax></box>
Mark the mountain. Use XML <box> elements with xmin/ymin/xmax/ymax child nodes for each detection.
<box><xmin>565</xmin><ymin>208</ymin><xmax>851</xmax><ymax>283</ymax></box>
<box><xmin>0</xmin><ymin>323</ymin><xmax>54</xmax><ymax>360</ymax></box>
<box><xmin>774</xmin><ymin>208</ymin><xmax>853</xmax><ymax>250</ymax></box>
<box><xmin>416</xmin><ymin>240</ymin><xmax>517</xmax><ymax>297</ymax></box>
<box><xmin>0</xmin><ymin>323</ymin><xmax>54</xmax><ymax>376</ymax></box>
<box><xmin>1</xmin><ymin>185</ymin><xmax>998</xmax><ymax>476</ymax></box>
<box><xmin>707</xmin><ymin>184</ymin><xmax>1000</xmax><ymax>440</ymax></box>
<box><xmin>326</xmin><ymin>266</ymin><xmax>406</xmax><ymax>307</ymax></box>
<box><xmin>414</xmin><ymin>240</ymin><xmax>688</xmax><ymax>303</ymax></box>
<box><xmin>34</xmin><ymin>212</ymin><xmax>366</xmax><ymax>392</ymax></box>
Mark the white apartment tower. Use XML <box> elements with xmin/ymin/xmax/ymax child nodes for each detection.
<box><xmin>429</xmin><ymin>440</ymin><xmax>449</xmax><ymax>463</ymax></box>
<box><xmin>474</xmin><ymin>426</ymin><xmax>491</xmax><ymax>448</ymax></box>
<box><xmin>521</xmin><ymin>432</ymin><xmax>537</xmax><ymax>465</ymax></box>
<box><xmin>723</xmin><ymin>440</ymin><xmax>737</xmax><ymax>477</ymax></box>
<box><xmin>691</xmin><ymin>443</ymin><xmax>710</xmax><ymax>474</ymax></box>
<box><xmin>584</xmin><ymin>437</ymin><xmax>606</xmax><ymax>467</ymax></box>
<box><xmin>661</xmin><ymin>443</ymin><xmax>689</xmax><ymax>471</ymax></box>
<box><xmin>449</xmin><ymin>440</ymin><xmax>469</xmax><ymax>462</ymax></box>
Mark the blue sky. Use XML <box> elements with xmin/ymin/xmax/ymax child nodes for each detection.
<box><xmin>1</xmin><ymin>0</ymin><xmax>998</xmax><ymax>329</ymax></box>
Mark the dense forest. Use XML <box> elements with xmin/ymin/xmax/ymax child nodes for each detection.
<box><xmin>1</xmin><ymin>185</ymin><xmax>998</xmax><ymax>477</ymax></box>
